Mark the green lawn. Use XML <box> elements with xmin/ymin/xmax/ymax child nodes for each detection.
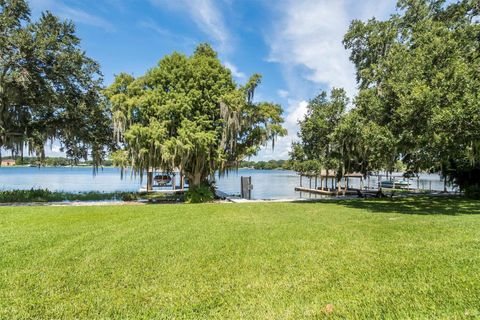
<box><xmin>1</xmin><ymin>198</ymin><xmax>479</xmax><ymax>319</ymax></box>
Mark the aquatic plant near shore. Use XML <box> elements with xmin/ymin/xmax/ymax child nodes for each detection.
<box><xmin>0</xmin><ymin>189</ymin><xmax>188</xmax><ymax>203</ymax></box>
<box><xmin>0</xmin><ymin>189</ymin><xmax>137</xmax><ymax>203</ymax></box>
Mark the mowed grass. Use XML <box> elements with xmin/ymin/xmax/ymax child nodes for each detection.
<box><xmin>1</xmin><ymin>198</ymin><xmax>479</xmax><ymax>319</ymax></box>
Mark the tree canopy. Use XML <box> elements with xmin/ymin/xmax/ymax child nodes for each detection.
<box><xmin>290</xmin><ymin>88</ymin><xmax>349</xmax><ymax>175</ymax></box>
<box><xmin>344</xmin><ymin>0</ymin><xmax>479</xmax><ymax>188</ymax></box>
<box><xmin>106</xmin><ymin>44</ymin><xmax>286</xmax><ymax>188</ymax></box>
<box><xmin>292</xmin><ymin>0</ymin><xmax>480</xmax><ymax>193</ymax></box>
<box><xmin>0</xmin><ymin>0</ymin><xmax>112</xmax><ymax>166</ymax></box>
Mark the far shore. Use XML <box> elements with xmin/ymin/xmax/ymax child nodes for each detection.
<box><xmin>0</xmin><ymin>165</ymin><xmax>114</xmax><ymax>168</ymax></box>
<box><xmin>0</xmin><ymin>165</ymin><xmax>288</xmax><ymax>170</ymax></box>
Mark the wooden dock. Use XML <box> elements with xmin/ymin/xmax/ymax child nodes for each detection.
<box><xmin>138</xmin><ymin>187</ymin><xmax>186</xmax><ymax>193</ymax></box>
<box><xmin>295</xmin><ymin>187</ymin><xmax>358</xmax><ymax>196</ymax></box>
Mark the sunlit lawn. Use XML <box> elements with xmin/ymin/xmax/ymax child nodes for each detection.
<box><xmin>1</xmin><ymin>197</ymin><xmax>479</xmax><ymax>319</ymax></box>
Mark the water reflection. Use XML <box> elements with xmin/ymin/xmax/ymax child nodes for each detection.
<box><xmin>0</xmin><ymin>167</ymin><xmax>455</xmax><ymax>200</ymax></box>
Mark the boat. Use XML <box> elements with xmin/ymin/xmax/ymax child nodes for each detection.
<box><xmin>154</xmin><ymin>174</ymin><xmax>171</xmax><ymax>186</ymax></box>
<box><xmin>380</xmin><ymin>179</ymin><xmax>409</xmax><ymax>189</ymax></box>
<box><xmin>139</xmin><ymin>171</ymin><xmax>188</xmax><ymax>192</ymax></box>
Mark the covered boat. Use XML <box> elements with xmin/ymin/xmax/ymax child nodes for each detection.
<box><xmin>380</xmin><ymin>179</ymin><xmax>409</xmax><ymax>189</ymax></box>
<box><xmin>154</xmin><ymin>174</ymin><xmax>171</xmax><ymax>186</ymax></box>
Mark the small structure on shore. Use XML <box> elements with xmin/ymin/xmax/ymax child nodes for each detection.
<box><xmin>1</xmin><ymin>159</ymin><xmax>15</xmax><ymax>166</ymax></box>
<box><xmin>295</xmin><ymin>170</ymin><xmax>362</xmax><ymax>196</ymax></box>
<box><xmin>140</xmin><ymin>169</ymin><xmax>187</xmax><ymax>193</ymax></box>
<box><xmin>295</xmin><ymin>170</ymin><xmax>455</xmax><ymax>197</ymax></box>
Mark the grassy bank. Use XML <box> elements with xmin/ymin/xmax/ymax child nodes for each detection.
<box><xmin>0</xmin><ymin>189</ymin><xmax>133</xmax><ymax>203</ymax></box>
<box><xmin>0</xmin><ymin>189</ymin><xmax>182</xmax><ymax>203</ymax></box>
<box><xmin>1</xmin><ymin>197</ymin><xmax>479</xmax><ymax>318</ymax></box>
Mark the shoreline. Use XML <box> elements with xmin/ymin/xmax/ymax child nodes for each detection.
<box><xmin>0</xmin><ymin>165</ymin><xmax>115</xmax><ymax>168</ymax></box>
<box><xmin>1</xmin><ymin>166</ymin><xmax>287</xmax><ymax>170</ymax></box>
<box><xmin>0</xmin><ymin>200</ymin><xmax>144</xmax><ymax>207</ymax></box>
<box><xmin>0</xmin><ymin>192</ymin><xmax>463</xmax><ymax>207</ymax></box>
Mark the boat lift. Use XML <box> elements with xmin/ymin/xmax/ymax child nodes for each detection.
<box><xmin>139</xmin><ymin>169</ymin><xmax>188</xmax><ymax>193</ymax></box>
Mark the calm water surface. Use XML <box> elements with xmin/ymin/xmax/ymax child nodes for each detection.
<box><xmin>0</xmin><ymin>167</ymin><xmax>454</xmax><ymax>200</ymax></box>
<box><xmin>0</xmin><ymin>167</ymin><xmax>301</xmax><ymax>199</ymax></box>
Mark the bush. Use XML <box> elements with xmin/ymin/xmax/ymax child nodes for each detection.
<box><xmin>0</xmin><ymin>189</ymin><xmax>141</xmax><ymax>203</ymax></box>
<box><xmin>185</xmin><ymin>183</ymin><xmax>214</xmax><ymax>203</ymax></box>
<box><xmin>121</xmin><ymin>192</ymin><xmax>138</xmax><ymax>201</ymax></box>
<box><xmin>464</xmin><ymin>185</ymin><xmax>480</xmax><ymax>199</ymax></box>
<box><xmin>0</xmin><ymin>189</ymin><xmax>56</xmax><ymax>202</ymax></box>
<box><xmin>445</xmin><ymin>162</ymin><xmax>480</xmax><ymax>197</ymax></box>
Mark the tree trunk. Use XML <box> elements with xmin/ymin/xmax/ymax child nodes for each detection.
<box><xmin>0</xmin><ymin>79</ymin><xmax>7</xmax><ymax>135</ymax></box>
<box><xmin>0</xmin><ymin>79</ymin><xmax>3</xmax><ymax>118</ymax></box>
<box><xmin>188</xmin><ymin>171</ymin><xmax>203</xmax><ymax>188</ymax></box>
<box><xmin>146</xmin><ymin>171</ymin><xmax>153</xmax><ymax>192</ymax></box>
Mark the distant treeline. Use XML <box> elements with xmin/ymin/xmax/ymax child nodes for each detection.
<box><xmin>4</xmin><ymin>156</ymin><xmax>293</xmax><ymax>170</ymax></box>
<box><xmin>5</xmin><ymin>156</ymin><xmax>293</xmax><ymax>170</ymax></box>
<box><xmin>4</xmin><ymin>157</ymin><xmax>114</xmax><ymax>167</ymax></box>
<box><xmin>239</xmin><ymin>160</ymin><xmax>294</xmax><ymax>170</ymax></box>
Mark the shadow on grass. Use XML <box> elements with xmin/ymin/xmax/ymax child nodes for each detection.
<box><xmin>297</xmin><ymin>196</ymin><xmax>480</xmax><ymax>216</ymax></box>
<box><xmin>341</xmin><ymin>196</ymin><xmax>480</xmax><ymax>216</ymax></box>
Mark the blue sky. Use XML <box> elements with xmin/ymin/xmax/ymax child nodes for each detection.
<box><xmin>29</xmin><ymin>0</ymin><xmax>398</xmax><ymax>160</ymax></box>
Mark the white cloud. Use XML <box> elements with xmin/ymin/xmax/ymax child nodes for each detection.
<box><xmin>29</xmin><ymin>0</ymin><xmax>115</xmax><ymax>32</ymax></box>
<box><xmin>255</xmin><ymin>99</ymin><xmax>308</xmax><ymax>160</ymax></box>
<box><xmin>224</xmin><ymin>61</ymin><xmax>246</xmax><ymax>79</ymax></box>
<box><xmin>285</xmin><ymin>100</ymin><xmax>309</xmax><ymax>130</ymax></box>
<box><xmin>267</xmin><ymin>0</ymin><xmax>396</xmax><ymax>100</ymax></box>
<box><xmin>277</xmin><ymin>89</ymin><xmax>289</xmax><ymax>98</ymax></box>
<box><xmin>150</xmin><ymin>0</ymin><xmax>231</xmax><ymax>52</ymax></box>
<box><xmin>138</xmin><ymin>19</ymin><xmax>196</xmax><ymax>46</ymax></box>
<box><xmin>138</xmin><ymin>20</ymin><xmax>172</xmax><ymax>37</ymax></box>
<box><xmin>256</xmin><ymin>0</ymin><xmax>396</xmax><ymax>161</ymax></box>
<box><xmin>268</xmin><ymin>1</ymin><xmax>354</xmax><ymax>98</ymax></box>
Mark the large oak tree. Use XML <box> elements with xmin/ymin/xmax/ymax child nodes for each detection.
<box><xmin>292</xmin><ymin>0</ymin><xmax>480</xmax><ymax>195</ymax></box>
<box><xmin>0</xmin><ymin>0</ymin><xmax>112</xmax><ymax>166</ymax></box>
<box><xmin>106</xmin><ymin>44</ymin><xmax>286</xmax><ymax>189</ymax></box>
<box><xmin>291</xmin><ymin>88</ymin><xmax>349</xmax><ymax>176</ymax></box>
<box><xmin>342</xmin><ymin>0</ymin><xmax>479</xmax><ymax>191</ymax></box>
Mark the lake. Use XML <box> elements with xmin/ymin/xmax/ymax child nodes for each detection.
<box><xmin>0</xmin><ymin>167</ymin><xmax>454</xmax><ymax>200</ymax></box>
<box><xmin>0</xmin><ymin>167</ymin><xmax>302</xmax><ymax>199</ymax></box>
